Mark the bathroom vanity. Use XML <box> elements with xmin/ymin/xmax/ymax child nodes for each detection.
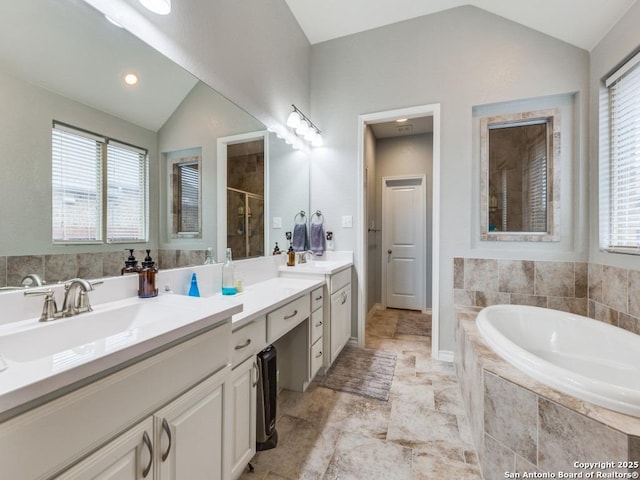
<box><xmin>0</xmin><ymin>270</ymin><xmax>329</xmax><ymax>480</ymax></box>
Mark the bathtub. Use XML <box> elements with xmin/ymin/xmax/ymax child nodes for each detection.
<box><xmin>476</xmin><ymin>304</ymin><xmax>640</xmax><ymax>417</ymax></box>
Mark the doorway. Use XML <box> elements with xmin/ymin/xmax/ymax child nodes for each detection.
<box><xmin>356</xmin><ymin>104</ymin><xmax>441</xmax><ymax>359</ymax></box>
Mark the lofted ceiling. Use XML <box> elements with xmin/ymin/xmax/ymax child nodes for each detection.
<box><xmin>284</xmin><ymin>0</ymin><xmax>638</xmax><ymax>51</ymax></box>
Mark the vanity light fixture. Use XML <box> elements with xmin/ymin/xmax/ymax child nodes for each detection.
<box><xmin>396</xmin><ymin>118</ymin><xmax>408</xmax><ymax>122</ymax></box>
<box><xmin>287</xmin><ymin>104</ymin><xmax>323</xmax><ymax>147</ymax></box>
<box><xmin>124</xmin><ymin>73</ymin><xmax>139</xmax><ymax>86</ymax></box>
<box><xmin>139</xmin><ymin>0</ymin><xmax>171</xmax><ymax>15</ymax></box>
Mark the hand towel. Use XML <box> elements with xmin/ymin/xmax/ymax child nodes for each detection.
<box><xmin>292</xmin><ymin>223</ymin><xmax>308</xmax><ymax>252</ymax></box>
<box><xmin>310</xmin><ymin>223</ymin><xmax>325</xmax><ymax>256</ymax></box>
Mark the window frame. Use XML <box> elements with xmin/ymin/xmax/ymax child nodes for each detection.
<box><xmin>52</xmin><ymin>121</ymin><xmax>149</xmax><ymax>245</ymax></box>
<box><xmin>600</xmin><ymin>50</ymin><xmax>640</xmax><ymax>255</ymax></box>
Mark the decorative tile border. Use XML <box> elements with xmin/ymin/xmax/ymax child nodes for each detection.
<box><xmin>0</xmin><ymin>249</ymin><xmax>206</xmax><ymax>287</ymax></box>
<box><xmin>454</xmin><ymin>258</ymin><xmax>640</xmax><ymax>336</ymax></box>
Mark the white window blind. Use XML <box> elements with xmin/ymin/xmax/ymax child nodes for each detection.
<box><xmin>52</xmin><ymin>126</ymin><xmax>103</xmax><ymax>242</ymax></box>
<box><xmin>106</xmin><ymin>141</ymin><xmax>148</xmax><ymax>242</ymax></box>
<box><xmin>177</xmin><ymin>162</ymin><xmax>200</xmax><ymax>233</ymax></box>
<box><xmin>52</xmin><ymin>123</ymin><xmax>148</xmax><ymax>244</ymax></box>
<box><xmin>527</xmin><ymin>136</ymin><xmax>548</xmax><ymax>232</ymax></box>
<box><xmin>603</xmin><ymin>52</ymin><xmax>640</xmax><ymax>252</ymax></box>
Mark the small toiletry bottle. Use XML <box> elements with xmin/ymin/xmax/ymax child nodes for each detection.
<box><xmin>122</xmin><ymin>249</ymin><xmax>141</xmax><ymax>275</ymax></box>
<box><xmin>222</xmin><ymin>248</ymin><xmax>237</xmax><ymax>295</ymax></box>
<box><xmin>287</xmin><ymin>245</ymin><xmax>295</xmax><ymax>266</ymax></box>
<box><xmin>203</xmin><ymin>247</ymin><xmax>215</xmax><ymax>264</ymax></box>
<box><xmin>188</xmin><ymin>273</ymin><xmax>200</xmax><ymax>297</ymax></box>
<box><xmin>273</xmin><ymin>242</ymin><xmax>281</xmax><ymax>255</ymax></box>
<box><xmin>138</xmin><ymin>250</ymin><xmax>158</xmax><ymax>298</ymax></box>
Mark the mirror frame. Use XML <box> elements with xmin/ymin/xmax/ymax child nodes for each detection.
<box><xmin>480</xmin><ymin>108</ymin><xmax>561</xmax><ymax>242</ymax></box>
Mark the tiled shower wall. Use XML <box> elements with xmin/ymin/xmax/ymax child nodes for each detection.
<box><xmin>0</xmin><ymin>249</ymin><xmax>207</xmax><ymax>287</ymax></box>
<box><xmin>454</xmin><ymin>257</ymin><xmax>640</xmax><ymax>335</ymax></box>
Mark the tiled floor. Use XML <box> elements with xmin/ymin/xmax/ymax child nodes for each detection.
<box><xmin>241</xmin><ymin>308</ymin><xmax>482</xmax><ymax>480</ymax></box>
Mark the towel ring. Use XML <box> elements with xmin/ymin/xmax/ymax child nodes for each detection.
<box><xmin>311</xmin><ymin>210</ymin><xmax>324</xmax><ymax>225</ymax></box>
<box><xmin>294</xmin><ymin>210</ymin><xmax>306</xmax><ymax>224</ymax></box>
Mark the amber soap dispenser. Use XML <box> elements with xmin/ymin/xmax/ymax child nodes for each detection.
<box><xmin>138</xmin><ymin>250</ymin><xmax>158</xmax><ymax>298</ymax></box>
<box><xmin>121</xmin><ymin>249</ymin><xmax>141</xmax><ymax>275</ymax></box>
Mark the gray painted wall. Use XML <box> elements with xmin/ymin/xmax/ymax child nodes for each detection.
<box><xmin>374</xmin><ymin>134</ymin><xmax>434</xmax><ymax>310</ymax></box>
<box><xmin>364</xmin><ymin>126</ymin><xmax>377</xmax><ymax>313</ymax></box>
<box><xmin>589</xmin><ymin>1</ymin><xmax>640</xmax><ymax>270</ymax></box>
<box><xmin>0</xmin><ymin>70</ymin><xmax>158</xmax><ymax>255</ymax></box>
<box><xmin>309</xmin><ymin>6</ymin><xmax>589</xmax><ymax>353</ymax></box>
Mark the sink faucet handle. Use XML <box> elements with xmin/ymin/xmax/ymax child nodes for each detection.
<box><xmin>24</xmin><ymin>288</ymin><xmax>59</xmax><ymax>322</ymax></box>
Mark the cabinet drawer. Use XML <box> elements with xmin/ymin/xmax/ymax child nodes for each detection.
<box><xmin>311</xmin><ymin>309</ymin><xmax>323</xmax><ymax>344</ymax></box>
<box><xmin>330</xmin><ymin>268</ymin><xmax>351</xmax><ymax>294</ymax></box>
<box><xmin>267</xmin><ymin>295</ymin><xmax>310</xmax><ymax>343</ymax></box>
<box><xmin>311</xmin><ymin>338</ymin><xmax>323</xmax><ymax>379</ymax></box>
<box><xmin>232</xmin><ymin>316</ymin><xmax>266</xmax><ymax>366</ymax></box>
<box><xmin>311</xmin><ymin>287</ymin><xmax>324</xmax><ymax>312</ymax></box>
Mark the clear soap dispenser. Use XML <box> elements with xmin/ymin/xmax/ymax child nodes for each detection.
<box><xmin>222</xmin><ymin>248</ymin><xmax>237</xmax><ymax>295</ymax></box>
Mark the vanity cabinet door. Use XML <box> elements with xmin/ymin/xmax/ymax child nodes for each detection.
<box><xmin>330</xmin><ymin>284</ymin><xmax>351</xmax><ymax>364</ymax></box>
<box><xmin>55</xmin><ymin>418</ymin><xmax>155</xmax><ymax>480</ymax></box>
<box><xmin>154</xmin><ymin>370</ymin><xmax>228</xmax><ymax>480</ymax></box>
<box><xmin>230</xmin><ymin>356</ymin><xmax>258</xmax><ymax>480</ymax></box>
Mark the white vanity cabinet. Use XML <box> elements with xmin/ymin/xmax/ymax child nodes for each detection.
<box><xmin>228</xmin><ymin>317</ymin><xmax>266</xmax><ymax>480</ymax></box>
<box><xmin>56</xmin><ymin>371</ymin><xmax>227</xmax><ymax>480</ymax></box>
<box><xmin>310</xmin><ymin>286</ymin><xmax>324</xmax><ymax>379</ymax></box>
<box><xmin>329</xmin><ymin>274</ymin><xmax>352</xmax><ymax>365</ymax></box>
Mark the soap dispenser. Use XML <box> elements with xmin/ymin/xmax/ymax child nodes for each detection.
<box><xmin>273</xmin><ymin>242</ymin><xmax>281</xmax><ymax>255</ymax></box>
<box><xmin>287</xmin><ymin>244</ymin><xmax>295</xmax><ymax>267</ymax></box>
<box><xmin>121</xmin><ymin>249</ymin><xmax>141</xmax><ymax>275</ymax></box>
<box><xmin>138</xmin><ymin>250</ymin><xmax>158</xmax><ymax>298</ymax></box>
<box><xmin>222</xmin><ymin>248</ymin><xmax>237</xmax><ymax>295</ymax></box>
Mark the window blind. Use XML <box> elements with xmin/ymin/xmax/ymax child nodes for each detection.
<box><xmin>106</xmin><ymin>141</ymin><xmax>148</xmax><ymax>242</ymax></box>
<box><xmin>604</xmin><ymin>53</ymin><xmax>640</xmax><ymax>251</ymax></box>
<box><xmin>177</xmin><ymin>162</ymin><xmax>200</xmax><ymax>233</ymax></box>
<box><xmin>527</xmin><ymin>136</ymin><xmax>548</xmax><ymax>232</ymax></box>
<box><xmin>52</xmin><ymin>126</ymin><xmax>103</xmax><ymax>242</ymax></box>
<box><xmin>52</xmin><ymin>123</ymin><xmax>148</xmax><ymax>244</ymax></box>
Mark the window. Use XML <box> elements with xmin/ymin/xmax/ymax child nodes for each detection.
<box><xmin>52</xmin><ymin>122</ymin><xmax>148</xmax><ymax>244</ymax></box>
<box><xmin>601</xmin><ymin>52</ymin><xmax>640</xmax><ymax>253</ymax></box>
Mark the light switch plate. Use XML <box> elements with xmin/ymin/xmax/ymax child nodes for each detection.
<box><xmin>272</xmin><ymin>217</ymin><xmax>282</xmax><ymax>228</ymax></box>
<box><xmin>341</xmin><ymin>215</ymin><xmax>353</xmax><ymax>228</ymax></box>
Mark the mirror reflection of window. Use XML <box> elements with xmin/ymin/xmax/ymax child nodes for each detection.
<box><xmin>168</xmin><ymin>149</ymin><xmax>202</xmax><ymax>238</ymax></box>
<box><xmin>488</xmin><ymin>122</ymin><xmax>548</xmax><ymax>233</ymax></box>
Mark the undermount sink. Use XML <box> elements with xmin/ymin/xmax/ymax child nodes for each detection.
<box><xmin>0</xmin><ymin>301</ymin><xmax>182</xmax><ymax>363</ymax></box>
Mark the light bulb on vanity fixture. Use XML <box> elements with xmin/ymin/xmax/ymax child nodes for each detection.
<box><xmin>286</xmin><ymin>104</ymin><xmax>324</xmax><ymax>148</ymax></box>
<box><xmin>139</xmin><ymin>0</ymin><xmax>171</xmax><ymax>15</ymax></box>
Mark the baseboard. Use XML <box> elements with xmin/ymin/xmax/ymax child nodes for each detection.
<box><xmin>437</xmin><ymin>350</ymin><xmax>455</xmax><ymax>363</ymax></box>
<box><xmin>367</xmin><ymin>303</ymin><xmax>385</xmax><ymax>319</ymax></box>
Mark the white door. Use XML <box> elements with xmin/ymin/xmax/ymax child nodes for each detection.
<box><xmin>382</xmin><ymin>176</ymin><xmax>426</xmax><ymax>310</ymax></box>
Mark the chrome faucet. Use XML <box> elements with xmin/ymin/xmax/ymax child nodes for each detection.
<box><xmin>21</xmin><ymin>273</ymin><xmax>44</xmax><ymax>287</ymax></box>
<box><xmin>296</xmin><ymin>250</ymin><xmax>314</xmax><ymax>264</ymax></box>
<box><xmin>24</xmin><ymin>278</ymin><xmax>102</xmax><ymax>322</ymax></box>
<box><xmin>61</xmin><ymin>278</ymin><xmax>96</xmax><ymax>317</ymax></box>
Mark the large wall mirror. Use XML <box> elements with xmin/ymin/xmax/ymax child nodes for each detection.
<box><xmin>480</xmin><ymin>109</ymin><xmax>560</xmax><ymax>242</ymax></box>
<box><xmin>0</xmin><ymin>0</ymin><xmax>309</xmax><ymax>287</ymax></box>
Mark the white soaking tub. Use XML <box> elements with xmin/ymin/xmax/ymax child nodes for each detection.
<box><xmin>476</xmin><ymin>304</ymin><xmax>640</xmax><ymax>417</ymax></box>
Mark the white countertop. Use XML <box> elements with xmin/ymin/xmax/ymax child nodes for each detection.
<box><xmin>277</xmin><ymin>259</ymin><xmax>352</xmax><ymax>276</ymax></box>
<box><xmin>0</xmin><ymin>293</ymin><xmax>241</xmax><ymax>417</ymax></box>
<box><xmin>211</xmin><ymin>276</ymin><xmax>325</xmax><ymax>331</ymax></box>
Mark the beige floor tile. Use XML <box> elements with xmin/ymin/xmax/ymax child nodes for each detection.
<box><xmin>434</xmin><ymin>383</ymin><xmax>466</xmax><ymax>415</ymax></box>
<box><xmin>387</xmin><ymin>400</ymin><xmax>462</xmax><ymax>448</ymax></box>
<box><xmin>412</xmin><ymin>450</ymin><xmax>482</xmax><ymax>479</ymax></box>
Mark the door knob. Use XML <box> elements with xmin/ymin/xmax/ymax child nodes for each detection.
<box><xmin>387</xmin><ymin>249</ymin><xmax>392</xmax><ymax>254</ymax></box>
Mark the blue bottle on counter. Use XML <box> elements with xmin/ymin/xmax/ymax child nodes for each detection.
<box><xmin>188</xmin><ymin>272</ymin><xmax>200</xmax><ymax>297</ymax></box>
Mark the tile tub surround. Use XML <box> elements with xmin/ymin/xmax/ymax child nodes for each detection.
<box><xmin>455</xmin><ymin>309</ymin><xmax>640</xmax><ymax>478</ymax></box>
<box><xmin>454</xmin><ymin>257</ymin><xmax>640</xmax><ymax>336</ymax></box>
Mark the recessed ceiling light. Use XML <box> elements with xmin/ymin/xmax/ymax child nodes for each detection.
<box><xmin>138</xmin><ymin>0</ymin><xmax>171</xmax><ymax>15</ymax></box>
<box><xmin>396</xmin><ymin>118</ymin><xmax>408</xmax><ymax>123</ymax></box>
<box><xmin>124</xmin><ymin>73</ymin><xmax>139</xmax><ymax>86</ymax></box>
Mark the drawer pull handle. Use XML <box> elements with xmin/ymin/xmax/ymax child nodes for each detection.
<box><xmin>284</xmin><ymin>310</ymin><xmax>298</xmax><ymax>320</ymax></box>
<box><xmin>234</xmin><ymin>339</ymin><xmax>252</xmax><ymax>350</ymax></box>
<box><xmin>142</xmin><ymin>431</ymin><xmax>153</xmax><ymax>478</ymax></box>
<box><xmin>315</xmin><ymin>296</ymin><xmax>323</xmax><ymax>301</ymax></box>
<box><xmin>315</xmin><ymin>321</ymin><xmax>323</xmax><ymax>327</ymax></box>
<box><xmin>315</xmin><ymin>350</ymin><xmax>323</xmax><ymax>358</ymax></box>
<box><xmin>161</xmin><ymin>418</ymin><xmax>172</xmax><ymax>462</ymax></box>
<box><xmin>341</xmin><ymin>292</ymin><xmax>347</xmax><ymax>305</ymax></box>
